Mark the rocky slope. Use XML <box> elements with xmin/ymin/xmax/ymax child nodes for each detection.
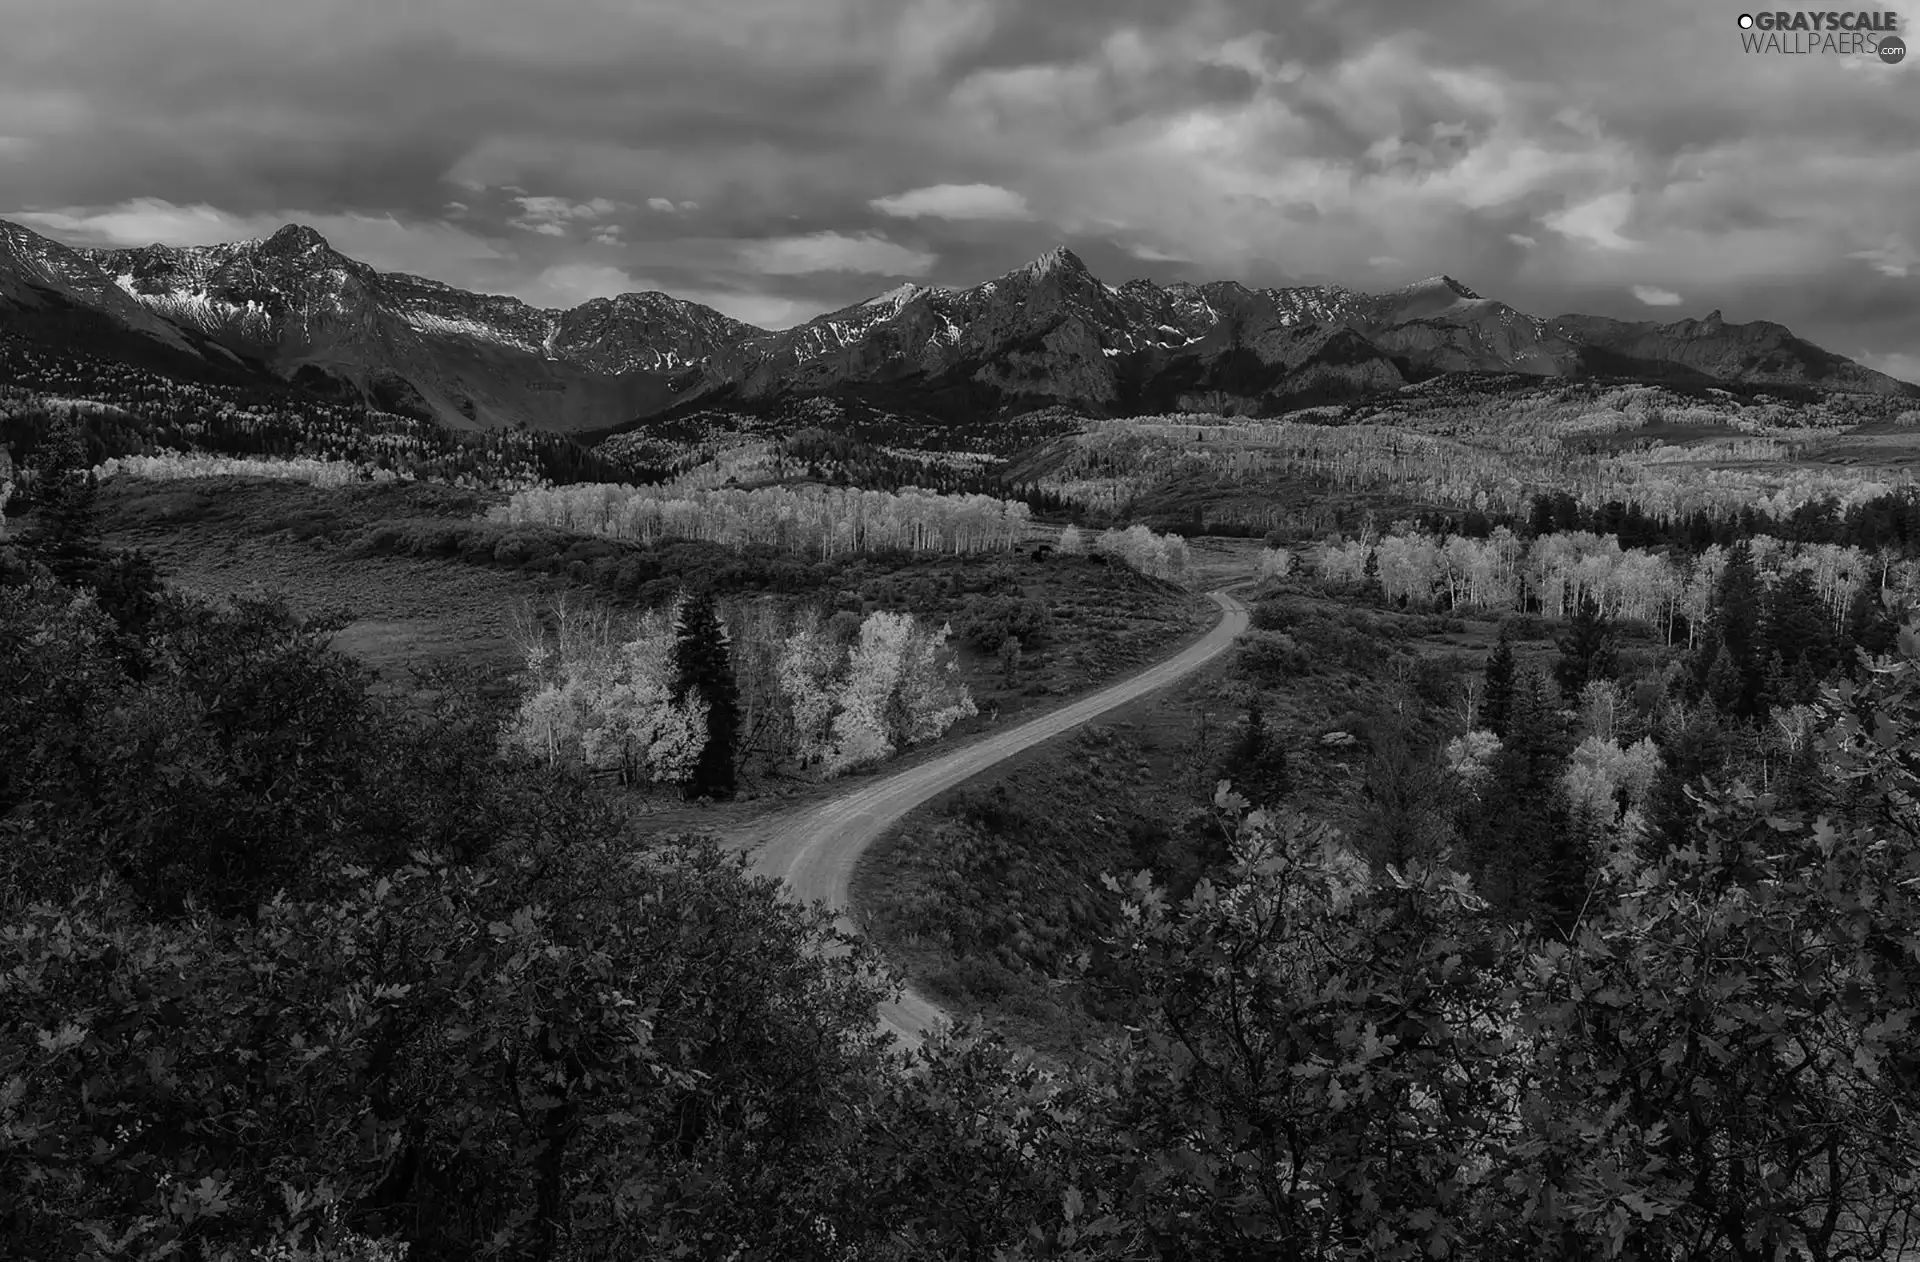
<box><xmin>2</xmin><ymin>217</ymin><xmax>1912</xmax><ymax>436</ymax></box>
<box><xmin>2</xmin><ymin>221</ymin><xmax>744</xmax><ymax>430</ymax></box>
<box><xmin>1547</xmin><ymin>309</ymin><xmax>1902</xmax><ymax>393</ymax></box>
<box><xmin>1</xmin><ymin>218</ymin><xmax>206</xmax><ymax>355</ymax></box>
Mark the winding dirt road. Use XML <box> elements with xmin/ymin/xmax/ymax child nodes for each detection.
<box><xmin>748</xmin><ymin>586</ymin><xmax>1250</xmax><ymax>1052</ymax></box>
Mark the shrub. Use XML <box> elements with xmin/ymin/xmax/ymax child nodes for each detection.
<box><xmin>1287</xmin><ymin>613</ymin><xmax>1389</xmax><ymax>670</ymax></box>
<box><xmin>1411</xmin><ymin>653</ymin><xmax>1464</xmax><ymax>710</ymax></box>
<box><xmin>458</xmin><ymin>532</ymin><xmax>495</xmax><ymax>564</ymax></box>
<box><xmin>1237</xmin><ymin>629</ymin><xmax>1310</xmax><ymax>683</ymax></box>
<box><xmin>1249</xmin><ymin>599</ymin><xmax>1296</xmax><ymax>632</ymax></box>
<box><xmin>1613</xmin><ymin>616</ymin><xmax>1659</xmax><ymax>642</ymax></box>
<box><xmin>955</xmin><ymin>594</ymin><xmax>1051</xmax><ymax>653</ymax></box>
<box><xmin>1500</xmin><ymin>613</ymin><xmax>1547</xmax><ymax>640</ymax></box>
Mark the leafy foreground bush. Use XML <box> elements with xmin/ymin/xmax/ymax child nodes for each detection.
<box><xmin>1</xmin><ymin>845</ymin><xmax>898</xmax><ymax>1261</ymax></box>
<box><xmin>4</xmin><ymin>497</ymin><xmax>1920</xmax><ymax>1259</ymax></box>
<box><xmin>0</xmin><ymin>570</ymin><xmax>903</xmax><ymax>1259</ymax></box>
<box><xmin>1069</xmin><ymin>640</ymin><xmax>1920</xmax><ymax>1259</ymax></box>
<box><xmin>1</xmin><ymin>580</ymin><xmax>511</xmax><ymax>917</ymax></box>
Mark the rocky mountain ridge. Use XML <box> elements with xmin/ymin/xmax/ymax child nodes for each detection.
<box><xmin>1</xmin><ymin>216</ymin><xmax>1911</xmax><ymax>435</ymax></box>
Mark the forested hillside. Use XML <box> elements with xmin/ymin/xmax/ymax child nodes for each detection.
<box><xmin>1016</xmin><ymin>381</ymin><xmax>1920</xmax><ymax>538</ymax></box>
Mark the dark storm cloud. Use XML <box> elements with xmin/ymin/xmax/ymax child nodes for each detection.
<box><xmin>0</xmin><ymin>0</ymin><xmax>1913</xmax><ymax>374</ymax></box>
<box><xmin>1797</xmin><ymin>282</ymin><xmax>1920</xmax><ymax>364</ymax></box>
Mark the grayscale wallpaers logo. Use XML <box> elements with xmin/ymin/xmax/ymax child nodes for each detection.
<box><xmin>1736</xmin><ymin>10</ymin><xmax>1905</xmax><ymax>59</ymax></box>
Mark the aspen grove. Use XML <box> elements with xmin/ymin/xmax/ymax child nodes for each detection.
<box><xmin>504</xmin><ymin>592</ymin><xmax>976</xmax><ymax>783</ymax></box>
<box><xmin>92</xmin><ymin>451</ymin><xmax>407</xmax><ymax>489</ymax></box>
<box><xmin>1304</xmin><ymin>527</ymin><xmax>1920</xmax><ymax>644</ymax></box>
<box><xmin>492</xmin><ymin>482</ymin><xmax>1037</xmax><ymax>559</ymax></box>
<box><xmin>504</xmin><ymin>601</ymin><xmax>710</xmax><ymax>785</ymax></box>
<box><xmin>1093</xmin><ymin>523</ymin><xmax>1191</xmax><ymax>581</ymax></box>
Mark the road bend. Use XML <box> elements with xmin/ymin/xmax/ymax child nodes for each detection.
<box><xmin>748</xmin><ymin>586</ymin><xmax>1252</xmax><ymax>1052</ymax></box>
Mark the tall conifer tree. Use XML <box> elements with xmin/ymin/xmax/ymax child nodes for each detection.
<box><xmin>1483</xmin><ymin>627</ymin><xmax>1517</xmax><ymax>737</ymax></box>
<box><xmin>1555</xmin><ymin>594</ymin><xmax>1619</xmax><ymax>701</ymax></box>
<box><xmin>1708</xmin><ymin>541</ymin><xmax>1764</xmax><ymax>718</ymax></box>
<box><xmin>1225</xmin><ymin>689</ymin><xmax>1290</xmax><ymax>805</ymax></box>
<box><xmin>1843</xmin><ymin>580</ymin><xmax>1899</xmax><ymax>664</ymax></box>
<box><xmin>24</xmin><ymin>416</ymin><xmax>103</xmax><ymax>586</ymax></box>
<box><xmin>1762</xmin><ymin>569</ymin><xmax>1837</xmax><ymax>689</ymax></box>
<box><xmin>671</xmin><ymin>588</ymin><xmax>742</xmax><ymax>800</ymax></box>
<box><xmin>1469</xmin><ymin>669</ymin><xmax>1577</xmax><ymax>923</ymax></box>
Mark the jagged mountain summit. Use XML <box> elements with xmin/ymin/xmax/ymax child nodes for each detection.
<box><xmin>1</xmin><ymin>217</ymin><xmax>1911</xmax><ymax>435</ymax></box>
<box><xmin>1</xmin><ymin>219</ymin><xmax>756</xmax><ymax>430</ymax></box>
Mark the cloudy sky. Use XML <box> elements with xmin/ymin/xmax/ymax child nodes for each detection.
<box><xmin>2</xmin><ymin>0</ymin><xmax>1915</xmax><ymax>379</ymax></box>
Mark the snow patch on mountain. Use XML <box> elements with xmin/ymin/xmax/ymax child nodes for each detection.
<box><xmin>404</xmin><ymin>309</ymin><xmax>543</xmax><ymax>353</ymax></box>
<box><xmin>138</xmin><ymin>290</ymin><xmax>275</xmax><ymax>337</ymax></box>
<box><xmin>864</xmin><ymin>282</ymin><xmax>925</xmax><ymax>310</ymax></box>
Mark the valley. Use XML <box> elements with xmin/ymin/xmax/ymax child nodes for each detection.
<box><xmin>7</xmin><ymin>217</ymin><xmax>1920</xmax><ymax>1262</ymax></box>
<box><xmin>12</xmin><ymin>0</ymin><xmax>1920</xmax><ymax>1249</ymax></box>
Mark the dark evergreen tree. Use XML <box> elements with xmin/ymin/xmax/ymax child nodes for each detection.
<box><xmin>1532</xmin><ymin>795</ymin><xmax>1587</xmax><ymax>939</ymax></box>
<box><xmin>1842</xmin><ymin>577</ymin><xmax>1900</xmax><ymax>669</ymax></box>
<box><xmin>1465</xmin><ymin>669</ymin><xmax>1574</xmax><ymax>923</ymax></box>
<box><xmin>1223</xmin><ymin>689</ymin><xmax>1289</xmax><ymax>806</ymax></box>
<box><xmin>1354</xmin><ymin>723</ymin><xmax>1453</xmax><ymax>873</ymax></box>
<box><xmin>671</xmin><ymin>587</ymin><xmax>742</xmax><ymax>801</ymax></box>
<box><xmin>1759</xmin><ymin>649</ymin><xmax>1793</xmax><ymax>714</ymax></box>
<box><xmin>1553</xmin><ymin>594</ymin><xmax>1619</xmax><ymax>701</ymax></box>
<box><xmin>1359</xmin><ymin>547</ymin><xmax>1383</xmax><ymax>603</ymax></box>
<box><xmin>1644</xmin><ymin>706</ymin><xmax>1731</xmax><ymax>859</ymax></box>
<box><xmin>1482</xmin><ymin>628</ymin><xmax>1517</xmax><ymax>737</ymax></box>
<box><xmin>22</xmin><ymin>415</ymin><xmax>104</xmax><ymax>586</ymax></box>
<box><xmin>1708</xmin><ymin>541</ymin><xmax>1764</xmax><ymax>717</ymax></box>
<box><xmin>1528</xmin><ymin>495</ymin><xmax>1556</xmax><ymax>538</ymax></box>
<box><xmin>1224</xmin><ymin>688</ymin><xmax>1266</xmax><ymax>788</ymax></box>
<box><xmin>1761</xmin><ymin>568</ymin><xmax>1837</xmax><ymax>688</ymax></box>
<box><xmin>1704</xmin><ymin>645</ymin><xmax>1744</xmax><ymax>716</ymax></box>
<box><xmin>1688</xmin><ymin>624</ymin><xmax>1723</xmax><ymax>703</ymax></box>
<box><xmin>1785</xmin><ymin>655</ymin><xmax>1821</xmax><ymax>709</ymax></box>
<box><xmin>12</xmin><ymin>415</ymin><xmax>164</xmax><ymax>663</ymax></box>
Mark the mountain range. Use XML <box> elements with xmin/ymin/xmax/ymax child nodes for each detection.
<box><xmin>2</xmin><ymin>216</ymin><xmax>1912</xmax><ymax>437</ymax></box>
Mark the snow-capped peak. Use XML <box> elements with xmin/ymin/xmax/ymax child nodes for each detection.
<box><xmin>1398</xmin><ymin>274</ymin><xmax>1481</xmax><ymax>300</ymax></box>
<box><xmin>260</xmin><ymin>223</ymin><xmax>331</xmax><ymax>254</ymax></box>
<box><xmin>1012</xmin><ymin>244</ymin><xmax>1089</xmax><ymax>280</ymax></box>
<box><xmin>863</xmin><ymin>281</ymin><xmax>926</xmax><ymax>308</ymax></box>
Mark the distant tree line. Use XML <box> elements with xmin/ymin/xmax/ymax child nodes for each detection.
<box><xmin>1419</xmin><ymin>485</ymin><xmax>1920</xmax><ymax>556</ymax></box>
<box><xmin>1</xmin><ymin>391</ymin><xmax>628</xmax><ymax>500</ymax></box>
<box><xmin>1287</xmin><ymin>526</ymin><xmax>1919</xmax><ymax>648</ymax></box>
